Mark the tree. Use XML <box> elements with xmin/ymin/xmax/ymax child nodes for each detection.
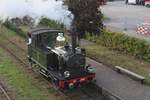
<box><xmin>64</xmin><ymin>0</ymin><xmax>104</xmax><ymax>37</ymax></box>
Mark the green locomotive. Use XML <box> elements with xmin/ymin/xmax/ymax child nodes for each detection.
<box><xmin>27</xmin><ymin>28</ymin><xmax>95</xmax><ymax>89</ymax></box>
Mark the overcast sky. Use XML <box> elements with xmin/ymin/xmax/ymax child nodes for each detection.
<box><xmin>0</xmin><ymin>0</ymin><xmax>72</xmax><ymax>25</ymax></box>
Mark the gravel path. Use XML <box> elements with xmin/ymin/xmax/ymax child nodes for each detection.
<box><xmin>86</xmin><ymin>58</ymin><xmax>150</xmax><ymax>100</ymax></box>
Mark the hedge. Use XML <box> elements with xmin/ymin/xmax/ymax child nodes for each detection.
<box><xmin>3</xmin><ymin>21</ymin><xmax>26</xmax><ymax>38</ymax></box>
<box><xmin>86</xmin><ymin>30</ymin><xmax>150</xmax><ymax>62</ymax></box>
<box><xmin>3</xmin><ymin>17</ymin><xmax>65</xmax><ymax>38</ymax></box>
<box><xmin>39</xmin><ymin>17</ymin><xmax>65</xmax><ymax>30</ymax></box>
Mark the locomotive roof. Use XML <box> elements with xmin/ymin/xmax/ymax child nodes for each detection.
<box><xmin>29</xmin><ymin>28</ymin><xmax>63</xmax><ymax>35</ymax></box>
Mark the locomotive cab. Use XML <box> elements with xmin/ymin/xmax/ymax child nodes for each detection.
<box><xmin>28</xmin><ymin>29</ymin><xmax>62</xmax><ymax>71</ymax></box>
<box><xmin>27</xmin><ymin>28</ymin><xmax>95</xmax><ymax>89</ymax></box>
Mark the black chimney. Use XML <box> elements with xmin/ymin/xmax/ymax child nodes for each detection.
<box><xmin>71</xmin><ymin>24</ymin><xmax>78</xmax><ymax>54</ymax></box>
<box><xmin>71</xmin><ymin>32</ymin><xmax>77</xmax><ymax>54</ymax></box>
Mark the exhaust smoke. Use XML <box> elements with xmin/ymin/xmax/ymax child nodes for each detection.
<box><xmin>0</xmin><ymin>0</ymin><xmax>73</xmax><ymax>26</ymax></box>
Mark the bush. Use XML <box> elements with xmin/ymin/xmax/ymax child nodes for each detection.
<box><xmin>3</xmin><ymin>18</ymin><xmax>65</xmax><ymax>38</ymax></box>
<box><xmin>39</xmin><ymin>17</ymin><xmax>65</xmax><ymax>30</ymax></box>
<box><xmin>86</xmin><ymin>30</ymin><xmax>150</xmax><ymax>62</ymax></box>
<box><xmin>3</xmin><ymin>20</ymin><xmax>26</xmax><ymax>38</ymax></box>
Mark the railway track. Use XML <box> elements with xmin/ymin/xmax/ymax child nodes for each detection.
<box><xmin>0</xmin><ymin>82</ymin><xmax>11</xmax><ymax>100</ymax></box>
<box><xmin>0</xmin><ymin>33</ymin><xmax>104</xmax><ymax>100</ymax></box>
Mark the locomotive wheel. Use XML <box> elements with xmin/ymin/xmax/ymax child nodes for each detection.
<box><xmin>30</xmin><ymin>62</ymin><xmax>38</xmax><ymax>69</ymax></box>
<box><xmin>52</xmin><ymin>78</ymin><xmax>59</xmax><ymax>87</ymax></box>
<box><xmin>27</xmin><ymin>57</ymin><xmax>36</xmax><ymax>68</ymax></box>
<box><xmin>33</xmin><ymin>64</ymin><xmax>39</xmax><ymax>68</ymax></box>
<box><xmin>29</xmin><ymin>61</ymin><xmax>35</xmax><ymax>68</ymax></box>
<box><xmin>68</xmin><ymin>83</ymin><xmax>75</xmax><ymax>89</ymax></box>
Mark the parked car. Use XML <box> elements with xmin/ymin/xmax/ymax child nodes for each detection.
<box><xmin>145</xmin><ymin>0</ymin><xmax>150</xmax><ymax>7</ymax></box>
<box><xmin>126</xmin><ymin>0</ymin><xmax>145</xmax><ymax>5</ymax></box>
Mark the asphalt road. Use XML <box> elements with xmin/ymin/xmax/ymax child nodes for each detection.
<box><xmin>86</xmin><ymin>58</ymin><xmax>150</xmax><ymax>100</ymax></box>
<box><xmin>102</xmin><ymin>1</ymin><xmax>150</xmax><ymax>41</ymax></box>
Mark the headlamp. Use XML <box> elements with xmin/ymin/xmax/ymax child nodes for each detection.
<box><xmin>64</xmin><ymin>71</ymin><xmax>70</xmax><ymax>78</ymax></box>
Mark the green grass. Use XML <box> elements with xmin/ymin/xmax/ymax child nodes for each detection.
<box><xmin>0</xmin><ymin>25</ymin><xmax>64</xmax><ymax>100</ymax></box>
<box><xmin>0</xmin><ymin>48</ymin><xmax>60</xmax><ymax>100</ymax></box>
<box><xmin>19</xmin><ymin>25</ymin><xmax>31</xmax><ymax>33</ymax></box>
<box><xmin>0</xmin><ymin>25</ymin><xmax>16</xmax><ymax>37</ymax></box>
<box><xmin>81</xmin><ymin>40</ymin><xmax>150</xmax><ymax>84</ymax></box>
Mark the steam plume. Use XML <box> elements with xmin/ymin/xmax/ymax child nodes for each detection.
<box><xmin>0</xmin><ymin>0</ymin><xmax>72</xmax><ymax>26</ymax></box>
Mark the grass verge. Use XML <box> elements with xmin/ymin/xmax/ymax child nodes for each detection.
<box><xmin>19</xmin><ymin>25</ymin><xmax>31</xmax><ymax>33</ymax></box>
<box><xmin>81</xmin><ymin>40</ymin><xmax>150</xmax><ymax>84</ymax></box>
<box><xmin>0</xmin><ymin>48</ymin><xmax>60</xmax><ymax>100</ymax></box>
<box><xmin>0</xmin><ymin>26</ymin><xmax>64</xmax><ymax>100</ymax></box>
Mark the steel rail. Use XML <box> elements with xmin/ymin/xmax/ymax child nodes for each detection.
<box><xmin>0</xmin><ymin>83</ymin><xmax>11</xmax><ymax>100</ymax></box>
